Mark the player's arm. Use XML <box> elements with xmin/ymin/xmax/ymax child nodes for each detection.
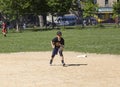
<box><xmin>51</xmin><ymin>41</ymin><xmax>55</xmax><ymax>48</ymax></box>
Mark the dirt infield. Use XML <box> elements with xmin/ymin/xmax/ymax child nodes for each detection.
<box><xmin>0</xmin><ymin>51</ymin><xmax>120</xmax><ymax>87</ymax></box>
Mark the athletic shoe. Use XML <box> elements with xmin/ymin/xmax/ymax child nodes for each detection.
<box><xmin>4</xmin><ymin>34</ymin><xmax>6</xmax><ymax>37</ymax></box>
<box><xmin>50</xmin><ymin>59</ymin><xmax>53</xmax><ymax>65</ymax></box>
<box><xmin>63</xmin><ymin>63</ymin><xmax>66</xmax><ymax>66</ymax></box>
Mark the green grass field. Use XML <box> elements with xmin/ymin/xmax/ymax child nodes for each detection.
<box><xmin>0</xmin><ymin>27</ymin><xmax>120</xmax><ymax>54</ymax></box>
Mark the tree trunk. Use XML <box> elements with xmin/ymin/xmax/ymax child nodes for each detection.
<box><xmin>16</xmin><ymin>23</ymin><xmax>19</xmax><ymax>32</ymax></box>
<box><xmin>43</xmin><ymin>14</ymin><xmax>47</xmax><ymax>26</ymax></box>
<box><xmin>51</xmin><ymin>15</ymin><xmax>55</xmax><ymax>29</ymax></box>
<box><xmin>38</xmin><ymin>15</ymin><xmax>44</xmax><ymax>28</ymax></box>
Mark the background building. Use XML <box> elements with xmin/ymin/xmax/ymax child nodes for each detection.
<box><xmin>95</xmin><ymin>0</ymin><xmax>119</xmax><ymax>23</ymax></box>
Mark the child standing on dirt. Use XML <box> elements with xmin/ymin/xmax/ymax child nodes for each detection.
<box><xmin>50</xmin><ymin>31</ymin><xmax>65</xmax><ymax>66</ymax></box>
<box><xmin>2</xmin><ymin>21</ymin><xmax>7</xmax><ymax>37</ymax></box>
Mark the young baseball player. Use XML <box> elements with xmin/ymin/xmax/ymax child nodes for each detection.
<box><xmin>50</xmin><ymin>31</ymin><xmax>65</xmax><ymax>66</ymax></box>
<box><xmin>2</xmin><ymin>21</ymin><xmax>7</xmax><ymax>37</ymax></box>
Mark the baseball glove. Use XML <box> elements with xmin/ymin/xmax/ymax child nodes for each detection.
<box><xmin>55</xmin><ymin>42</ymin><xmax>61</xmax><ymax>47</ymax></box>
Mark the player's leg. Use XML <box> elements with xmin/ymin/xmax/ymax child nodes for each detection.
<box><xmin>59</xmin><ymin>50</ymin><xmax>65</xmax><ymax>66</ymax></box>
<box><xmin>50</xmin><ymin>57</ymin><xmax>54</xmax><ymax>65</ymax></box>
<box><xmin>2</xmin><ymin>29</ymin><xmax>6</xmax><ymax>37</ymax></box>
<box><xmin>50</xmin><ymin>48</ymin><xmax>58</xmax><ymax>65</ymax></box>
<box><xmin>61</xmin><ymin>56</ymin><xmax>65</xmax><ymax>66</ymax></box>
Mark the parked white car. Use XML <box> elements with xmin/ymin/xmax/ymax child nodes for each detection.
<box><xmin>54</xmin><ymin>15</ymin><xmax>77</xmax><ymax>26</ymax></box>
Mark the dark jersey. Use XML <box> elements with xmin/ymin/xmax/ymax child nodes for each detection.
<box><xmin>52</xmin><ymin>37</ymin><xmax>64</xmax><ymax>47</ymax></box>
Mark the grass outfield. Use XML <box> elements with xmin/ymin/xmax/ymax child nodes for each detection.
<box><xmin>0</xmin><ymin>28</ymin><xmax>120</xmax><ymax>54</ymax></box>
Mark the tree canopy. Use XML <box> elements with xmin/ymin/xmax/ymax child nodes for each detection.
<box><xmin>0</xmin><ymin>0</ymin><xmax>73</xmax><ymax>18</ymax></box>
<box><xmin>0</xmin><ymin>0</ymin><xmax>98</xmax><ymax>27</ymax></box>
<box><xmin>47</xmin><ymin>0</ymin><xmax>72</xmax><ymax>16</ymax></box>
<box><xmin>113</xmin><ymin>1</ymin><xmax>120</xmax><ymax>15</ymax></box>
<box><xmin>83</xmin><ymin>2</ymin><xmax>98</xmax><ymax>17</ymax></box>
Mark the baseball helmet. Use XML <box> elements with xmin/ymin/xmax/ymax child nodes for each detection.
<box><xmin>57</xmin><ymin>31</ymin><xmax>62</xmax><ymax>35</ymax></box>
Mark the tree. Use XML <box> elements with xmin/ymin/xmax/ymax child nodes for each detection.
<box><xmin>47</xmin><ymin>0</ymin><xmax>72</xmax><ymax>28</ymax></box>
<box><xmin>48</xmin><ymin>0</ymin><xmax>72</xmax><ymax>16</ymax></box>
<box><xmin>113</xmin><ymin>1</ymin><xmax>120</xmax><ymax>15</ymax></box>
<box><xmin>71</xmin><ymin>0</ymin><xmax>98</xmax><ymax>24</ymax></box>
<box><xmin>29</xmin><ymin>0</ymin><xmax>49</xmax><ymax>27</ymax></box>
<box><xmin>0</xmin><ymin>0</ymin><xmax>31</xmax><ymax>31</ymax></box>
<box><xmin>83</xmin><ymin>2</ymin><xmax>98</xmax><ymax>17</ymax></box>
<box><xmin>0</xmin><ymin>0</ymin><xmax>50</xmax><ymax>29</ymax></box>
<box><xmin>85</xmin><ymin>0</ymin><xmax>94</xmax><ymax>3</ymax></box>
<box><xmin>0</xmin><ymin>0</ymin><xmax>73</xmax><ymax>29</ymax></box>
<box><xmin>113</xmin><ymin>1</ymin><xmax>120</xmax><ymax>26</ymax></box>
